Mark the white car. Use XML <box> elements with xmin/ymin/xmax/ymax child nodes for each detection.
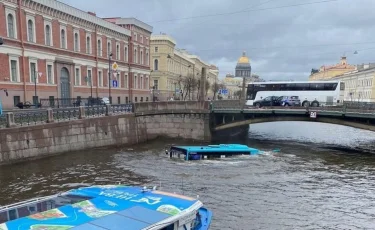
<box><xmin>101</xmin><ymin>97</ymin><xmax>110</xmax><ymax>105</ymax></box>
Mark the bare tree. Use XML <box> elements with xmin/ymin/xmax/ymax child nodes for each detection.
<box><xmin>181</xmin><ymin>74</ymin><xmax>197</xmax><ymax>100</ymax></box>
<box><xmin>212</xmin><ymin>82</ymin><xmax>224</xmax><ymax>100</ymax></box>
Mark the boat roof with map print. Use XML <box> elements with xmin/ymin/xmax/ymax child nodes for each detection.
<box><xmin>0</xmin><ymin>185</ymin><xmax>202</xmax><ymax>230</ymax></box>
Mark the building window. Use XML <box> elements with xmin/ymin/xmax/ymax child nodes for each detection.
<box><xmin>146</xmin><ymin>77</ymin><xmax>149</xmax><ymax>89</ymax></box>
<box><xmin>125</xmin><ymin>46</ymin><xmax>128</xmax><ymax>61</ymax></box>
<box><xmin>97</xmin><ymin>39</ymin><xmax>102</xmax><ymax>56</ymax></box>
<box><xmin>154</xmin><ymin>59</ymin><xmax>159</xmax><ymax>71</ymax></box>
<box><xmin>74</xmin><ymin>33</ymin><xmax>79</xmax><ymax>51</ymax></box>
<box><xmin>75</xmin><ymin>67</ymin><xmax>80</xmax><ymax>85</ymax></box>
<box><xmin>27</xmin><ymin>20</ymin><xmax>34</xmax><ymax>42</ymax></box>
<box><xmin>153</xmin><ymin>80</ymin><xmax>159</xmax><ymax>90</ymax></box>
<box><xmin>86</xmin><ymin>36</ymin><xmax>91</xmax><ymax>54</ymax></box>
<box><xmin>155</xmin><ymin>47</ymin><xmax>158</xmax><ymax>52</ymax></box>
<box><xmin>125</xmin><ymin>74</ymin><xmax>128</xmax><ymax>88</ymax></box>
<box><xmin>146</xmin><ymin>52</ymin><xmax>149</xmax><ymax>65</ymax></box>
<box><xmin>107</xmin><ymin>41</ymin><xmax>112</xmax><ymax>57</ymax></box>
<box><xmin>140</xmin><ymin>51</ymin><xmax>143</xmax><ymax>65</ymax></box>
<box><xmin>87</xmin><ymin>69</ymin><xmax>92</xmax><ymax>86</ymax></box>
<box><xmin>134</xmin><ymin>75</ymin><xmax>137</xmax><ymax>89</ymax></box>
<box><xmin>98</xmin><ymin>70</ymin><xmax>103</xmax><ymax>87</ymax></box>
<box><xmin>47</xmin><ymin>64</ymin><xmax>53</xmax><ymax>84</ymax></box>
<box><xmin>116</xmin><ymin>44</ymin><xmax>120</xmax><ymax>60</ymax></box>
<box><xmin>7</xmin><ymin>14</ymin><xmax>15</xmax><ymax>38</ymax></box>
<box><xmin>30</xmin><ymin>62</ymin><xmax>37</xmax><ymax>83</ymax></box>
<box><xmin>13</xmin><ymin>96</ymin><xmax>20</xmax><ymax>107</ymax></box>
<box><xmin>134</xmin><ymin>34</ymin><xmax>137</xmax><ymax>42</ymax></box>
<box><xmin>140</xmin><ymin>76</ymin><xmax>143</xmax><ymax>89</ymax></box>
<box><xmin>10</xmin><ymin>59</ymin><xmax>18</xmax><ymax>82</ymax></box>
<box><xmin>45</xmin><ymin>25</ymin><xmax>51</xmax><ymax>46</ymax></box>
<box><xmin>61</xmin><ymin>29</ymin><xmax>66</xmax><ymax>49</ymax></box>
<box><xmin>134</xmin><ymin>49</ymin><xmax>137</xmax><ymax>64</ymax></box>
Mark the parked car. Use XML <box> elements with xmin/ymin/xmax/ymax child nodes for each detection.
<box><xmin>278</xmin><ymin>96</ymin><xmax>301</xmax><ymax>107</ymax></box>
<box><xmin>253</xmin><ymin>96</ymin><xmax>281</xmax><ymax>108</ymax></box>
<box><xmin>101</xmin><ymin>97</ymin><xmax>111</xmax><ymax>105</ymax></box>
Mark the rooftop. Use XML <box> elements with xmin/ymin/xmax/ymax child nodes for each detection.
<box><xmin>103</xmin><ymin>17</ymin><xmax>153</xmax><ymax>33</ymax></box>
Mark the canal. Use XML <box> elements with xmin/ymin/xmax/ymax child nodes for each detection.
<box><xmin>1</xmin><ymin>121</ymin><xmax>375</xmax><ymax>230</ymax></box>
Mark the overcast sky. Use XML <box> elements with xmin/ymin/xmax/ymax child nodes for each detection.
<box><xmin>60</xmin><ymin>0</ymin><xmax>375</xmax><ymax>80</ymax></box>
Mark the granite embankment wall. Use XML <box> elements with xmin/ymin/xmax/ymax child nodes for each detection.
<box><xmin>0</xmin><ymin>101</ymin><xmax>210</xmax><ymax>165</ymax></box>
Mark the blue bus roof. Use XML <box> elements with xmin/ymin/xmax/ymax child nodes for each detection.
<box><xmin>171</xmin><ymin>144</ymin><xmax>259</xmax><ymax>153</ymax></box>
<box><xmin>1</xmin><ymin>185</ymin><xmax>201</xmax><ymax>230</ymax></box>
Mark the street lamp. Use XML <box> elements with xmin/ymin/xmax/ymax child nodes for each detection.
<box><xmin>108</xmin><ymin>52</ymin><xmax>113</xmax><ymax>104</ymax></box>
<box><xmin>33</xmin><ymin>71</ymin><xmax>42</xmax><ymax>106</ymax></box>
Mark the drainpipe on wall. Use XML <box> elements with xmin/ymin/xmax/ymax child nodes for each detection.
<box><xmin>95</xmin><ymin>25</ymin><xmax>99</xmax><ymax>98</ymax></box>
<box><xmin>18</xmin><ymin>0</ymin><xmax>27</xmax><ymax>102</ymax></box>
<box><xmin>128</xmin><ymin>36</ymin><xmax>133</xmax><ymax>102</ymax></box>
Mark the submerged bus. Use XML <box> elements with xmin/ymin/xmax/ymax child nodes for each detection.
<box><xmin>246</xmin><ymin>81</ymin><xmax>345</xmax><ymax>107</ymax></box>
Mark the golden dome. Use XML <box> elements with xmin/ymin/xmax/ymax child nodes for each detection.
<box><xmin>237</xmin><ymin>51</ymin><xmax>250</xmax><ymax>64</ymax></box>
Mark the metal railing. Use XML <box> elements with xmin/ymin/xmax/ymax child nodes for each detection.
<box><xmin>53</xmin><ymin>107</ymin><xmax>80</xmax><ymax>121</ymax></box>
<box><xmin>14</xmin><ymin>110</ymin><xmax>48</xmax><ymax>126</ymax></box>
<box><xmin>85</xmin><ymin>105</ymin><xmax>107</xmax><ymax>117</ymax></box>
<box><xmin>40</xmin><ymin>97</ymin><xmax>107</xmax><ymax>108</ymax></box>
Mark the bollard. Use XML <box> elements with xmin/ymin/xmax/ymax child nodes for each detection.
<box><xmin>79</xmin><ymin>106</ymin><xmax>86</xmax><ymax>119</ymax></box>
<box><xmin>47</xmin><ymin>108</ymin><xmax>54</xmax><ymax>123</ymax></box>
<box><xmin>6</xmin><ymin>112</ymin><xmax>15</xmax><ymax>128</ymax></box>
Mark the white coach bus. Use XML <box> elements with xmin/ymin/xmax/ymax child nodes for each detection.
<box><xmin>245</xmin><ymin>81</ymin><xmax>345</xmax><ymax>107</ymax></box>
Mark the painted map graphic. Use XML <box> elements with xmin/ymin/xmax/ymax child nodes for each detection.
<box><xmin>72</xmin><ymin>200</ymin><xmax>115</xmax><ymax>218</ymax></box>
<box><xmin>30</xmin><ymin>224</ymin><xmax>73</xmax><ymax>230</ymax></box>
<box><xmin>28</xmin><ymin>209</ymin><xmax>67</xmax><ymax>220</ymax></box>
<box><xmin>157</xmin><ymin>205</ymin><xmax>181</xmax><ymax>215</ymax></box>
<box><xmin>0</xmin><ymin>223</ymin><xmax>8</xmax><ymax>230</ymax></box>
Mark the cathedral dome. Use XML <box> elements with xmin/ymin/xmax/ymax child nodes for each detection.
<box><xmin>237</xmin><ymin>51</ymin><xmax>250</xmax><ymax>64</ymax></box>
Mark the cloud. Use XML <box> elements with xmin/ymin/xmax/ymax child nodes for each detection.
<box><xmin>59</xmin><ymin>0</ymin><xmax>375</xmax><ymax>81</ymax></box>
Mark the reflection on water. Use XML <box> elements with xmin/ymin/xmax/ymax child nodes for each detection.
<box><xmin>1</xmin><ymin>122</ymin><xmax>375</xmax><ymax>229</ymax></box>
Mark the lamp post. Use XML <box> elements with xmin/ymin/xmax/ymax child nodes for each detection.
<box><xmin>33</xmin><ymin>71</ymin><xmax>42</xmax><ymax>106</ymax></box>
<box><xmin>108</xmin><ymin>52</ymin><xmax>113</xmax><ymax>104</ymax></box>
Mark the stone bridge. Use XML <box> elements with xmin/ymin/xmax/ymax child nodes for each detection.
<box><xmin>210</xmin><ymin>100</ymin><xmax>375</xmax><ymax>134</ymax></box>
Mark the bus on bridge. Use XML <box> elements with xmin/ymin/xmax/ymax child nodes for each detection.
<box><xmin>245</xmin><ymin>80</ymin><xmax>345</xmax><ymax>107</ymax></box>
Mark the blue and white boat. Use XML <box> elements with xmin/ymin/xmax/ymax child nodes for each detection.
<box><xmin>167</xmin><ymin>144</ymin><xmax>260</xmax><ymax>161</ymax></box>
<box><xmin>0</xmin><ymin>185</ymin><xmax>212</xmax><ymax>230</ymax></box>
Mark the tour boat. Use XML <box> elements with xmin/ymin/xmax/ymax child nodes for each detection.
<box><xmin>0</xmin><ymin>185</ymin><xmax>212</xmax><ymax>230</ymax></box>
<box><xmin>166</xmin><ymin>144</ymin><xmax>260</xmax><ymax>161</ymax></box>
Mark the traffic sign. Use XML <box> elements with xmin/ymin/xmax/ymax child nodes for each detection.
<box><xmin>112</xmin><ymin>80</ymin><xmax>118</xmax><ymax>88</ymax></box>
<box><xmin>222</xmin><ymin>89</ymin><xmax>228</xmax><ymax>95</ymax></box>
<box><xmin>112</xmin><ymin>62</ymin><xmax>118</xmax><ymax>70</ymax></box>
<box><xmin>310</xmin><ymin>111</ymin><xmax>317</xmax><ymax>118</ymax></box>
<box><xmin>38</xmin><ymin>72</ymin><xmax>43</xmax><ymax>77</ymax></box>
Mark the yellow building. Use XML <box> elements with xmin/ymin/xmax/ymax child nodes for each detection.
<box><xmin>309</xmin><ymin>57</ymin><xmax>356</xmax><ymax>81</ymax></box>
<box><xmin>150</xmin><ymin>34</ymin><xmax>219</xmax><ymax>100</ymax></box>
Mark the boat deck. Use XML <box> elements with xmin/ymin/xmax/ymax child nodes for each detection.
<box><xmin>0</xmin><ymin>185</ymin><xmax>210</xmax><ymax>230</ymax></box>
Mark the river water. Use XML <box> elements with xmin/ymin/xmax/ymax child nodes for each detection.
<box><xmin>1</xmin><ymin>122</ymin><xmax>375</xmax><ymax>230</ymax></box>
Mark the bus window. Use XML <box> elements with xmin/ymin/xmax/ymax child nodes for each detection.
<box><xmin>310</xmin><ymin>83</ymin><xmax>324</xmax><ymax>90</ymax></box>
<box><xmin>285</xmin><ymin>83</ymin><xmax>296</xmax><ymax>91</ymax></box>
<box><xmin>340</xmin><ymin>82</ymin><xmax>345</xmax><ymax>90</ymax></box>
<box><xmin>324</xmin><ymin>83</ymin><xmax>337</xmax><ymax>90</ymax></box>
<box><xmin>295</xmin><ymin>83</ymin><xmax>310</xmax><ymax>91</ymax></box>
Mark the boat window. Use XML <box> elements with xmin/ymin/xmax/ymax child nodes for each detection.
<box><xmin>161</xmin><ymin>224</ymin><xmax>174</xmax><ymax>230</ymax></box>
<box><xmin>8</xmin><ymin>209</ymin><xmax>17</xmax><ymax>220</ymax></box>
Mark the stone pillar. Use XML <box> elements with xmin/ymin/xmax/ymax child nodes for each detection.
<box><xmin>199</xmin><ymin>67</ymin><xmax>206</xmax><ymax>102</ymax></box>
<box><xmin>106</xmin><ymin>104</ymin><xmax>112</xmax><ymax>116</ymax></box>
<box><xmin>6</xmin><ymin>112</ymin><xmax>15</xmax><ymax>128</ymax></box>
<box><xmin>79</xmin><ymin>106</ymin><xmax>86</xmax><ymax>119</ymax></box>
<box><xmin>47</xmin><ymin>109</ymin><xmax>54</xmax><ymax>123</ymax></box>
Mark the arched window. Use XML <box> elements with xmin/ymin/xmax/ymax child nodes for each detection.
<box><xmin>97</xmin><ymin>39</ymin><xmax>102</xmax><ymax>56</ymax></box>
<box><xmin>146</xmin><ymin>52</ymin><xmax>149</xmax><ymax>65</ymax></box>
<box><xmin>154</xmin><ymin>59</ymin><xmax>159</xmax><ymax>71</ymax></box>
<box><xmin>45</xmin><ymin>25</ymin><xmax>51</xmax><ymax>45</ymax></box>
<box><xmin>86</xmin><ymin>36</ymin><xmax>91</xmax><ymax>54</ymax></box>
<box><xmin>124</xmin><ymin>46</ymin><xmax>128</xmax><ymax>61</ymax></box>
<box><xmin>7</xmin><ymin>14</ymin><xmax>14</xmax><ymax>38</ymax></box>
<box><xmin>116</xmin><ymin>44</ymin><xmax>120</xmax><ymax>59</ymax></box>
<box><xmin>27</xmin><ymin>20</ymin><xmax>34</xmax><ymax>42</ymax></box>
<box><xmin>61</xmin><ymin>29</ymin><xmax>66</xmax><ymax>49</ymax></box>
<box><xmin>74</xmin><ymin>33</ymin><xmax>79</xmax><ymax>51</ymax></box>
<box><xmin>134</xmin><ymin>49</ymin><xmax>137</xmax><ymax>64</ymax></box>
<box><xmin>107</xmin><ymin>42</ymin><xmax>111</xmax><ymax>57</ymax></box>
<box><xmin>140</xmin><ymin>51</ymin><xmax>143</xmax><ymax>65</ymax></box>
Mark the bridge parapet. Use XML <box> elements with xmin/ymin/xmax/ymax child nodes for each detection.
<box><xmin>210</xmin><ymin>100</ymin><xmax>243</xmax><ymax>110</ymax></box>
<box><xmin>133</xmin><ymin>101</ymin><xmax>209</xmax><ymax>115</ymax></box>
